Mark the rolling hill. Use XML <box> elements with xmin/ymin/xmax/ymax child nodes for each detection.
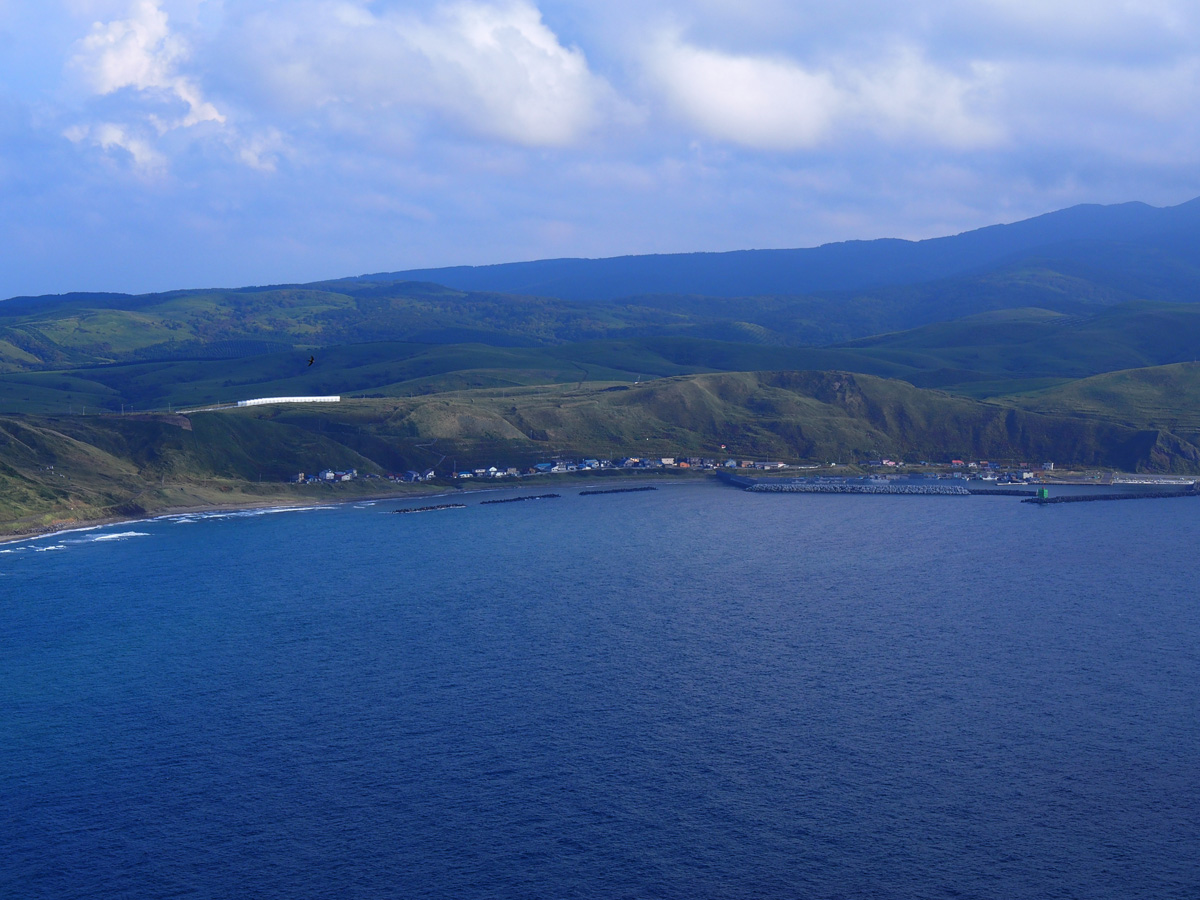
<box><xmin>5</xmin><ymin>197</ymin><xmax>1200</xmax><ymax>379</ymax></box>
<box><xmin>1007</xmin><ymin>362</ymin><xmax>1200</xmax><ymax>439</ymax></box>
<box><xmin>4</xmin><ymin>300</ymin><xmax>1198</xmax><ymax>416</ymax></box>
<box><xmin>6</xmin><ymin>369</ymin><xmax>1200</xmax><ymax>536</ymax></box>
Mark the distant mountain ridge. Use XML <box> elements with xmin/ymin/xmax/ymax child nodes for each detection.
<box><xmin>356</xmin><ymin>197</ymin><xmax>1200</xmax><ymax>301</ymax></box>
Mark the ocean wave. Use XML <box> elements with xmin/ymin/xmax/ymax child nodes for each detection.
<box><xmin>92</xmin><ymin>532</ymin><xmax>151</xmax><ymax>542</ymax></box>
<box><xmin>154</xmin><ymin>506</ymin><xmax>333</xmax><ymax>526</ymax></box>
<box><xmin>169</xmin><ymin>505</ymin><xmax>337</xmax><ymax>523</ymax></box>
<box><xmin>34</xmin><ymin>544</ymin><xmax>67</xmax><ymax>552</ymax></box>
<box><xmin>227</xmin><ymin>506</ymin><xmax>336</xmax><ymax>518</ymax></box>
<box><xmin>10</xmin><ymin>524</ymin><xmax>108</xmax><ymax>546</ymax></box>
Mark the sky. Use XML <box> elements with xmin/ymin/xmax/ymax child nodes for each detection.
<box><xmin>2</xmin><ymin>0</ymin><xmax>1199</xmax><ymax>297</ymax></box>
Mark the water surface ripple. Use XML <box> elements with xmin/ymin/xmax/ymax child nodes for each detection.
<box><xmin>2</xmin><ymin>484</ymin><xmax>1198</xmax><ymax>898</ymax></box>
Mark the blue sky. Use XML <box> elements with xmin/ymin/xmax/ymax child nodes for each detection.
<box><xmin>2</xmin><ymin>0</ymin><xmax>1199</xmax><ymax>297</ymax></box>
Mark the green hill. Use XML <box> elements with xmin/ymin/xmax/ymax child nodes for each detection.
<box><xmin>832</xmin><ymin>302</ymin><xmax>1200</xmax><ymax>395</ymax></box>
<box><xmin>6</xmin><ymin>232</ymin><xmax>1200</xmax><ymax>378</ymax></box>
<box><xmin>1007</xmin><ymin>362</ymin><xmax>1200</xmax><ymax>439</ymax></box>
<box><xmin>0</xmin><ymin>411</ymin><xmax>384</xmax><ymax>536</ymax></box>
<box><xmin>6</xmin><ymin>371</ymin><xmax>1199</xmax><ymax>536</ymax></box>
<box><xmin>350</xmin><ymin>371</ymin><xmax>1189</xmax><ymax>471</ymax></box>
<box><xmin>4</xmin><ymin>300</ymin><xmax>1199</xmax><ymax>417</ymax></box>
<box><xmin>0</xmin><ymin>281</ymin><xmax>709</xmax><ymax>373</ymax></box>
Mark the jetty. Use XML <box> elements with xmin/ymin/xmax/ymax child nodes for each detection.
<box><xmin>579</xmin><ymin>486</ymin><xmax>658</xmax><ymax>496</ymax></box>
<box><xmin>968</xmin><ymin>488</ymin><xmax>1038</xmax><ymax>497</ymax></box>
<box><xmin>746</xmin><ymin>483</ymin><xmax>971</xmax><ymax>495</ymax></box>
<box><xmin>717</xmin><ymin>470</ymin><xmax>971</xmax><ymax>494</ymax></box>
<box><xmin>1023</xmin><ymin>488</ymin><xmax>1199</xmax><ymax>505</ymax></box>
<box><xmin>480</xmin><ymin>494</ymin><xmax>560</xmax><ymax>504</ymax></box>
<box><xmin>393</xmin><ymin>503</ymin><xmax>467</xmax><ymax>514</ymax></box>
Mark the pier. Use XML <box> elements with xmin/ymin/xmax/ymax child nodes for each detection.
<box><xmin>717</xmin><ymin>470</ymin><xmax>972</xmax><ymax>494</ymax></box>
<box><xmin>1023</xmin><ymin>488</ymin><xmax>1199</xmax><ymax>505</ymax></box>
<box><xmin>968</xmin><ymin>488</ymin><xmax>1038</xmax><ymax>497</ymax></box>
<box><xmin>579</xmin><ymin>486</ymin><xmax>659</xmax><ymax>496</ymax></box>
<box><xmin>481</xmin><ymin>494</ymin><xmax>561</xmax><ymax>504</ymax></box>
<box><xmin>746</xmin><ymin>483</ymin><xmax>971</xmax><ymax>495</ymax></box>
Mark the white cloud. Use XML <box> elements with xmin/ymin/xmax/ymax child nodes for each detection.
<box><xmin>235</xmin><ymin>0</ymin><xmax>618</xmax><ymax>148</ymax></box>
<box><xmin>978</xmin><ymin>0</ymin><xmax>1193</xmax><ymax>42</ymax></box>
<box><xmin>232</xmin><ymin>126</ymin><xmax>286</xmax><ymax>172</ymax></box>
<box><xmin>849</xmin><ymin>49</ymin><xmax>1002</xmax><ymax>148</ymax></box>
<box><xmin>70</xmin><ymin>0</ymin><xmax>223</xmax><ymax>127</ymax></box>
<box><xmin>644</xmin><ymin>36</ymin><xmax>841</xmax><ymax>150</ymax></box>
<box><xmin>644</xmin><ymin>31</ymin><xmax>1001</xmax><ymax>151</ymax></box>
<box><xmin>65</xmin><ymin>120</ymin><xmax>167</xmax><ymax>174</ymax></box>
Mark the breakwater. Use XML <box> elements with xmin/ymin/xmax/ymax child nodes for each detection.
<box><xmin>968</xmin><ymin>488</ymin><xmax>1038</xmax><ymax>497</ymax></box>
<box><xmin>747</xmin><ymin>483</ymin><xmax>971</xmax><ymax>495</ymax></box>
<box><xmin>1023</xmin><ymin>489</ymin><xmax>1199</xmax><ymax>505</ymax></box>
<box><xmin>393</xmin><ymin>503</ymin><xmax>467</xmax><ymax>514</ymax></box>
<box><xmin>481</xmin><ymin>494</ymin><xmax>561</xmax><ymax>505</ymax></box>
<box><xmin>579</xmin><ymin>486</ymin><xmax>659</xmax><ymax>496</ymax></box>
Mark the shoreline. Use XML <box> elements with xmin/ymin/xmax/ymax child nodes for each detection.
<box><xmin>0</xmin><ymin>472</ymin><xmax>714</xmax><ymax>546</ymax></box>
<box><xmin>0</xmin><ymin>486</ymin><xmax>431</xmax><ymax>547</ymax></box>
<box><xmin>10</xmin><ymin>468</ymin><xmax>1180</xmax><ymax>546</ymax></box>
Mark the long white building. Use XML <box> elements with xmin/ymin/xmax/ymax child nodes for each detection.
<box><xmin>236</xmin><ymin>396</ymin><xmax>341</xmax><ymax>407</ymax></box>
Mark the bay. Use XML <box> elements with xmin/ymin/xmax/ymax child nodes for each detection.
<box><xmin>2</xmin><ymin>483</ymin><xmax>1198</xmax><ymax>899</ymax></box>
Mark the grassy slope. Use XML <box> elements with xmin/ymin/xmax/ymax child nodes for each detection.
<box><xmin>3</xmin><ymin>246</ymin><xmax>1191</xmax><ymax>376</ymax></box>
<box><xmin>6</xmin><ymin>300</ymin><xmax>1198</xmax><ymax>415</ymax></box>
<box><xmin>1006</xmin><ymin>362</ymin><xmax>1200</xmax><ymax>439</ymax></box>
<box><xmin>384</xmin><ymin>371</ymin><xmax>1188</xmax><ymax>471</ymax></box>
<box><xmin>0</xmin><ymin>411</ymin><xmax>398</xmax><ymax>536</ymax></box>
<box><xmin>0</xmin><ymin>282</ymin><xmax>700</xmax><ymax>373</ymax></box>
<box><xmin>0</xmin><ymin>340</ymin><xmax>699</xmax><ymax>414</ymax></box>
<box><xmin>832</xmin><ymin>302</ymin><xmax>1200</xmax><ymax>395</ymax></box>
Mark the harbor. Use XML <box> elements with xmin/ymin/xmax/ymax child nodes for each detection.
<box><xmin>720</xmin><ymin>470</ymin><xmax>1200</xmax><ymax>505</ymax></box>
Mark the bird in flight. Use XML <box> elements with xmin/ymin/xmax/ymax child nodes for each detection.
<box><xmin>307</xmin><ymin>356</ymin><xmax>315</xmax><ymax>366</ymax></box>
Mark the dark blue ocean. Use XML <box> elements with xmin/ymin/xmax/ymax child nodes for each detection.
<box><xmin>2</xmin><ymin>482</ymin><xmax>1198</xmax><ymax>899</ymax></box>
